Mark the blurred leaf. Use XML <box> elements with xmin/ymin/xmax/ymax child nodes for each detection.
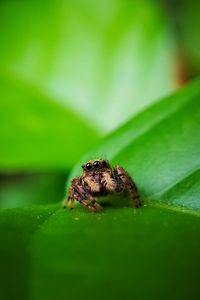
<box><xmin>178</xmin><ymin>0</ymin><xmax>200</xmax><ymax>73</ymax></box>
<box><xmin>68</xmin><ymin>77</ymin><xmax>200</xmax><ymax>210</ymax></box>
<box><xmin>28</xmin><ymin>78</ymin><xmax>200</xmax><ymax>300</ymax></box>
<box><xmin>29</xmin><ymin>206</ymin><xmax>200</xmax><ymax>300</ymax></box>
<box><xmin>0</xmin><ymin>172</ymin><xmax>67</xmax><ymax>209</ymax></box>
<box><xmin>0</xmin><ymin>80</ymin><xmax>200</xmax><ymax>300</ymax></box>
<box><xmin>0</xmin><ymin>205</ymin><xmax>57</xmax><ymax>300</ymax></box>
<box><xmin>165</xmin><ymin>0</ymin><xmax>200</xmax><ymax>80</ymax></box>
<box><xmin>0</xmin><ymin>0</ymin><xmax>175</xmax><ymax>132</ymax></box>
<box><xmin>0</xmin><ymin>74</ymin><xmax>99</xmax><ymax>171</ymax></box>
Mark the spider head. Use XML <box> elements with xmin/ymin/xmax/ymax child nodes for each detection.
<box><xmin>82</xmin><ymin>159</ymin><xmax>111</xmax><ymax>173</ymax></box>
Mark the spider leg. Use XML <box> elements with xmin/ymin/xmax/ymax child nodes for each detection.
<box><xmin>114</xmin><ymin>165</ymin><xmax>142</xmax><ymax>208</ymax></box>
<box><xmin>69</xmin><ymin>198</ymin><xmax>75</xmax><ymax>209</ymax></box>
<box><xmin>101</xmin><ymin>170</ymin><xmax>117</xmax><ymax>192</ymax></box>
<box><xmin>82</xmin><ymin>176</ymin><xmax>101</xmax><ymax>193</ymax></box>
<box><xmin>128</xmin><ymin>181</ymin><xmax>141</xmax><ymax>208</ymax></box>
<box><xmin>63</xmin><ymin>198</ymin><xmax>68</xmax><ymax>208</ymax></box>
<box><xmin>81</xmin><ymin>197</ymin><xmax>103</xmax><ymax>212</ymax></box>
<box><xmin>65</xmin><ymin>178</ymin><xmax>103</xmax><ymax>212</ymax></box>
<box><xmin>64</xmin><ymin>185</ymin><xmax>77</xmax><ymax>209</ymax></box>
<box><xmin>75</xmin><ymin>183</ymin><xmax>102</xmax><ymax>212</ymax></box>
<box><xmin>63</xmin><ymin>198</ymin><xmax>75</xmax><ymax>209</ymax></box>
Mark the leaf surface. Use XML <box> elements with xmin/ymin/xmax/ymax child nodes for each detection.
<box><xmin>1</xmin><ymin>80</ymin><xmax>200</xmax><ymax>300</ymax></box>
<box><xmin>30</xmin><ymin>206</ymin><xmax>200</xmax><ymax>300</ymax></box>
<box><xmin>68</xmin><ymin>78</ymin><xmax>200</xmax><ymax>210</ymax></box>
<box><xmin>27</xmin><ymin>79</ymin><xmax>200</xmax><ymax>300</ymax></box>
<box><xmin>0</xmin><ymin>205</ymin><xmax>57</xmax><ymax>300</ymax></box>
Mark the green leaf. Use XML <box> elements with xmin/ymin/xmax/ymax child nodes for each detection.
<box><xmin>0</xmin><ymin>0</ymin><xmax>175</xmax><ymax>132</ymax></box>
<box><xmin>0</xmin><ymin>205</ymin><xmax>57</xmax><ymax>300</ymax></box>
<box><xmin>29</xmin><ymin>206</ymin><xmax>200</xmax><ymax>300</ymax></box>
<box><xmin>68</xmin><ymin>77</ymin><xmax>200</xmax><ymax>210</ymax></box>
<box><xmin>29</xmin><ymin>78</ymin><xmax>200</xmax><ymax>300</ymax></box>
<box><xmin>1</xmin><ymin>79</ymin><xmax>200</xmax><ymax>300</ymax></box>
<box><xmin>0</xmin><ymin>74</ymin><xmax>100</xmax><ymax>171</ymax></box>
<box><xmin>0</xmin><ymin>172</ymin><xmax>67</xmax><ymax>209</ymax></box>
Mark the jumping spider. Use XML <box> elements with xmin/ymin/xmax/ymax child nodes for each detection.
<box><xmin>63</xmin><ymin>159</ymin><xmax>142</xmax><ymax>212</ymax></box>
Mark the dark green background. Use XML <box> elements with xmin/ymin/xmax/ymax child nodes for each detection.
<box><xmin>0</xmin><ymin>1</ymin><xmax>200</xmax><ymax>299</ymax></box>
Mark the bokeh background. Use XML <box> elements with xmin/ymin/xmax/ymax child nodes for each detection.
<box><xmin>0</xmin><ymin>1</ymin><xmax>200</xmax><ymax>300</ymax></box>
<box><xmin>1</xmin><ymin>0</ymin><xmax>200</xmax><ymax>209</ymax></box>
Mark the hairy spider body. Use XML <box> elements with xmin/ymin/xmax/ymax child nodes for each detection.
<box><xmin>63</xmin><ymin>159</ymin><xmax>142</xmax><ymax>212</ymax></box>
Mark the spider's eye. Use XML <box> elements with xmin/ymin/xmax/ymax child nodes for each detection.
<box><xmin>93</xmin><ymin>161</ymin><xmax>100</xmax><ymax>168</ymax></box>
<box><xmin>86</xmin><ymin>163</ymin><xmax>92</xmax><ymax>170</ymax></box>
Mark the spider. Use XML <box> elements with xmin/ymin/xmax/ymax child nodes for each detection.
<box><xmin>63</xmin><ymin>159</ymin><xmax>142</xmax><ymax>212</ymax></box>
